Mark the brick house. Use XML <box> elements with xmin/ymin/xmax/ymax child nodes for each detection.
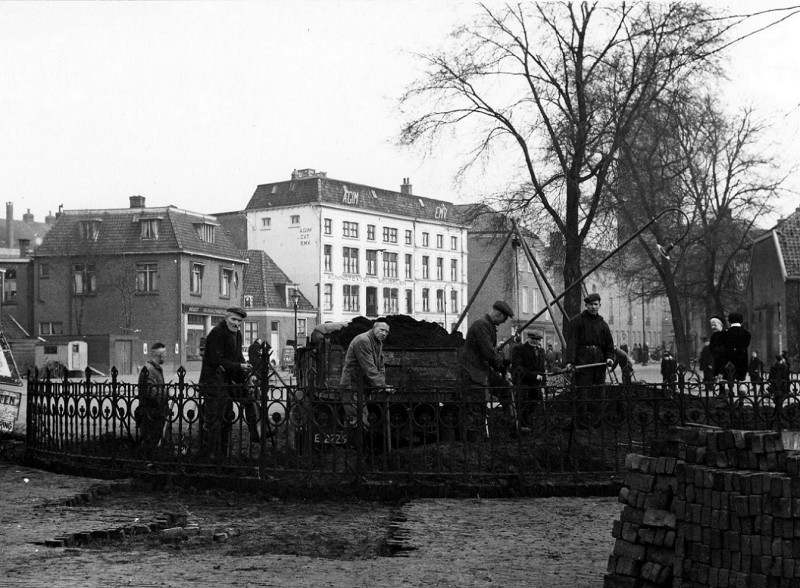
<box><xmin>32</xmin><ymin>196</ymin><xmax>247</xmax><ymax>375</ymax></box>
<box><xmin>241</xmin><ymin>249</ymin><xmax>316</xmax><ymax>367</ymax></box>
<box><xmin>746</xmin><ymin>206</ymin><xmax>800</xmax><ymax>368</ymax></box>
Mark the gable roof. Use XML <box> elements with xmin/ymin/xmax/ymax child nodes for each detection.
<box><xmin>242</xmin><ymin>249</ymin><xmax>314</xmax><ymax>310</ymax></box>
<box><xmin>0</xmin><ymin>218</ymin><xmax>52</xmax><ymax>249</ymax></box>
<box><xmin>35</xmin><ymin>206</ymin><xmax>244</xmax><ymax>261</ymax></box>
<box><xmin>774</xmin><ymin>207</ymin><xmax>800</xmax><ymax>279</ymax></box>
<box><xmin>245</xmin><ymin>176</ymin><xmax>465</xmax><ymax>226</ymax></box>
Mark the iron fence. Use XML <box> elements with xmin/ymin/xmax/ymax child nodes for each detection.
<box><xmin>24</xmin><ymin>366</ymin><xmax>800</xmax><ymax>490</ymax></box>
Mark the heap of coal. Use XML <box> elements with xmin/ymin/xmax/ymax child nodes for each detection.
<box><xmin>327</xmin><ymin>315</ymin><xmax>464</xmax><ymax>350</ymax></box>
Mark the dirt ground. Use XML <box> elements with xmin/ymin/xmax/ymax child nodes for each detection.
<box><xmin>0</xmin><ymin>456</ymin><xmax>621</xmax><ymax>588</ymax></box>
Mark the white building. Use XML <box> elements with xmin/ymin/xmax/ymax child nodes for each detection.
<box><xmin>244</xmin><ymin>169</ymin><xmax>470</xmax><ymax>331</ymax></box>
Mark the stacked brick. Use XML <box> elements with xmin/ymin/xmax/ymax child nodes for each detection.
<box><xmin>605</xmin><ymin>454</ymin><xmax>679</xmax><ymax>588</ymax></box>
<box><xmin>604</xmin><ymin>427</ymin><xmax>800</xmax><ymax>588</ymax></box>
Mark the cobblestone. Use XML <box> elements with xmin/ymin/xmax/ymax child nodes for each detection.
<box><xmin>0</xmin><ymin>462</ymin><xmax>621</xmax><ymax>587</ymax></box>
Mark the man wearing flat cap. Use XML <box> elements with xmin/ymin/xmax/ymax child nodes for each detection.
<box><xmin>512</xmin><ymin>331</ymin><xmax>547</xmax><ymax>407</ymax></box>
<box><xmin>199</xmin><ymin>306</ymin><xmax>254</xmax><ymax>457</ymax></box>
<box><xmin>459</xmin><ymin>300</ymin><xmax>513</xmax><ymax>439</ymax></box>
<box><xmin>565</xmin><ymin>293</ymin><xmax>615</xmax><ymax>392</ymax></box>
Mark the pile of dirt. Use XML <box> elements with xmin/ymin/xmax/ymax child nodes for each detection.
<box><xmin>327</xmin><ymin>315</ymin><xmax>464</xmax><ymax>350</ymax></box>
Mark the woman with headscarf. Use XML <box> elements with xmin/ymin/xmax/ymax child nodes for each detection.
<box><xmin>709</xmin><ymin>316</ymin><xmax>728</xmax><ymax>385</ymax></box>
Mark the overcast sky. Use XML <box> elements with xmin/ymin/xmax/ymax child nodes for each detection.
<box><xmin>1</xmin><ymin>1</ymin><xmax>798</xmax><ymax>227</ymax></box>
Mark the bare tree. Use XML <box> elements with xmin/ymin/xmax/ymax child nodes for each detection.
<box><xmin>400</xmin><ymin>1</ymin><xmax>729</xmax><ymax>325</ymax></box>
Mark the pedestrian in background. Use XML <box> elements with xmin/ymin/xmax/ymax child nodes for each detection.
<box><xmin>724</xmin><ymin>312</ymin><xmax>751</xmax><ymax>381</ymax></box>
<box><xmin>544</xmin><ymin>343</ymin><xmax>561</xmax><ymax>372</ymax></box>
<box><xmin>134</xmin><ymin>342</ymin><xmax>167</xmax><ymax>454</ymax></box>
<box><xmin>709</xmin><ymin>316</ymin><xmax>727</xmax><ymax>393</ymax></box>
<box><xmin>660</xmin><ymin>350</ymin><xmax>678</xmax><ymax>393</ymax></box>
<box><xmin>748</xmin><ymin>351</ymin><xmax>765</xmax><ymax>394</ymax></box>
<box><xmin>698</xmin><ymin>336</ymin><xmax>713</xmax><ymax>393</ymax></box>
<box><xmin>769</xmin><ymin>353</ymin><xmax>790</xmax><ymax>422</ymax></box>
<box><xmin>512</xmin><ymin>332</ymin><xmax>547</xmax><ymax>404</ymax></box>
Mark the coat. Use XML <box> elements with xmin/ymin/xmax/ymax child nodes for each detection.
<box><xmin>339</xmin><ymin>329</ymin><xmax>387</xmax><ymax>390</ymax></box>
<box><xmin>724</xmin><ymin>325</ymin><xmax>751</xmax><ymax>380</ymax></box>
<box><xmin>138</xmin><ymin>359</ymin><xmax>165</xmax><ymax>397</ymax></box>
<box><xmin>511</xmin><ymin>343</ymin><xmax>546</xmax><ymax>384</ymax></box>
<box><xmin>564</xmin><ymin>310</ymin><xmax>614</xmax><ymax>366</ymax></box>
<box><xmin>199</xmin><ymin>320</ymin><xmax>247</xmax><ymax>386</ymax></box>
<box><xmin>709</xmin><ymin>331</ymin><xmax>727</xmax><ymax>378</ymax></box>
<box><xmin>460</xmin><ymin>314</ymin><xmax>504</xmax><ymax>386</ymax></box>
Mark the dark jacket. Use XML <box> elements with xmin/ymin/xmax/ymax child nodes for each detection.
<box><xmin>564</xmin><ymin>310</ymin><xmax>614</xmax><ymax>366</ymax></box>
<box><xmin>748</xmin><ymin>357</ymin><xmax>765</xmax><ymax>381</ymax></box>
<box><xmin>698</xmin><ymin>343</ymin><xmax>713</xmax><ymax>376</ymax></box>
<box><xmin>661</xmin><ymin>357</ymin><xmax>678</xmax><ymax>381</ymax></box>
<box><xmin>137</xmin><ymin>360</ymin><xmax>165</xmax><ymax>398</ymax></box>
<box><xmin>339</xmin><ymin>329</ymin><xmax>387</xmax><ymax>389</ymax></box>
<box><xmin>460</xmin><ymin>314</ymin><xmax>504</xmax><ymax>386</ymax></box>
<box><xmin>199</xmin><ymin>320</ymin><xmax>247</xmax><ymax>385</ymax></box>
<box><xmin>511</xmin><ymin>343</ymin><xmax>546</xmax><ymax>384</ymax></box>
<box><xmin>724</xmin><ymin>325</ymin><xmax>751</xmax><ymax>380</ymax></box>
<box><xmin>709</xmin><ymin>331</ymin><xmax>727</xmax><ymax>377</ymax></box>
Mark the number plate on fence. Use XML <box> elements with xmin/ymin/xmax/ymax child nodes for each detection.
<box><xmin>313</xmin><ymin>432</ymin><xmax>349</xmax><ymax>445</ymax></box>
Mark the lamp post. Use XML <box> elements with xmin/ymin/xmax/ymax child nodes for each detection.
<box><xmin>290</xmin><ymin>288</ymin><xmax>301</xmax><ymax>354</ymax></box>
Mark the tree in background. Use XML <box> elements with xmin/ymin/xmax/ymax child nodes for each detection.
<box><xmin>400</xmin><ymin>2</ymin><xmax>728</xmax><ymax>327</ymax></box>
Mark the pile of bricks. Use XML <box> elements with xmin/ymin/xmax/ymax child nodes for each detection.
<box><xmin>604</xmin><ymin>426</ymin><xmax>800</xmax><ymax>588</ymax></box>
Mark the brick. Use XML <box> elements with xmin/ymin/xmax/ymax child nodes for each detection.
<box><xmin>613</xmin><ymin>539</ymin><xmax>646</xmax><ymax>561</ymax></box>
<box><xmin>612</xmin><ymin>520</ymin><xmax>623</xmax><ymax>538</ymax></box>
<box><xmin>614</xmin><ymin>556</ymin><xmax>642</xmax><ymax>577</ymax></box>
<box><xmin>622</xmin><ymin>522</ymin><xmax>639</xmax><ymax>543</ymax></box>
<box><xmin>774</xmin><ymin>497</ymin><xmax>792</xmax><ymax>518</ymax></box>
<box><xmin>643</xmin><ymin>509</ymin><xmax>677</xmax><ymax>529</ymax></box>
<box><xmin>603</xmin><ymin>573</ymin><xmax>639</xmax><ymax>588</ymax></box>
<box><xmin>621</xmin><ymin>506</ymin><xmax>645</xmax><ymax>525</ymax></box>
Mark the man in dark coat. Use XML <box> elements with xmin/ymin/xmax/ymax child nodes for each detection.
<box><xmin>512</xmin><ymin>331</ymin><xmax>547</xmax><ymax>403</ymax></box>
<box><xmin>698</xmin><ymin>336</ymin><xmax>714</xmax><ymax>393</ymax></box>
<box><xmin>459</xmin><ymin>300</ymin><xmax>513</xmax><ymax>440</ymax></box>
<box><xmin>748</xmin><ymin>351</ymin><xmax>765</xmax><ymax>394</ymax></box>
<box><xmin>199</xmin><ymin>307</ymin><xmax>253</xmax><ymax>457</ymax></box>
<box><xmin>660</xmin><ymin>351</ymin><xmax>678</xmax><ymax>393</ymax></box>
<box><xmin>564</xmin><ymin>293</ymin><xmax>615</xmax><ymax>392</ymax></box>
<box><xmin>135</xmin><ymin>342</ymin><xmax>167</xmax><ymax>453</ymax></box>
<box><xmin>339</xmin><ymin>318</ymin><xmax>393</xmax><ymax>426</ymax></box>
<box><xmin>724</xmin><ymin>312</ymin><xmax>751</xmax><ymax>381</ymax></box>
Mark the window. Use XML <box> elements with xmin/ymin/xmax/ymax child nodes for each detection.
<box><xmin>405</xmin><ymin>230</ymin><xmax>412</xmax><ymax>245</ymax></box>
<box><xmin>244</xmin><ymin>321</ymin><xmax>258</xmax><ymax>347</ymax></box>
<box><xmin>422</xmin><ymin>232</ymin><xmax>429</xmax><ymax>247</ymax></box>
<box><xmin>324</xmin><ymin>218</ymin><xmax>332</xmax><ymax>235</ymax></box>
<box><xmin>43</xmin><ymin>345</ymin><xmax>57</xmax><ymax>354</ymax></box>
<box><xmin>366</xmin><ymin>287</ymin><xmax>378</xmax><ymax>316</ymax></box>
<box><xmin>436</xmin><ymin>234</ymin><xmax>443</xmax><ymax>249</ymax></box>
<box><xmin>342</xmin><ymin>247</ymin><xmax>359</xmax><ymax>274</ymax></box>
<box><xmin>343</xmin><ymin>221</ymin><xmax>359</xmax><ymax>238</ymax></box>
<box><xmin>39</xmin><ymin>322</ymin><xmax>63</xmax><ymax>336</ymax></box>
<box><xmin>4</xmin><ymin>268</ymin><xmax>16</xmax><ymax>302</ymax></box>
<box><xmin>405</xmin><ymin>254</ymin><xmax>412</xmax><ymax>279</ymax></box>
<box><xmin>140</xmin><ymin>218</ymin><xmax>160</xmax><ymax>239</ymax></box>
<box><xmin>78</xmin><ymin>220</ymin><xmax>100</xmax><ymax>241</ymax></box>
<box><xmin>220</xmin><ymin>268</ymin><xmax>233</xmax><ymax>297</ymax></box>
<box><xmin>366</xmin><ymin>250</ymin><xmax>378</xmax><ymax>276</ymax></box>
<box><xmin>451</xmin><ymin>236</ymin><xmax>458</xmax><ymax>250</ymax></box>
<box><xmin>271</xmin><ymin>321</ymin><xmax>279</xmax><ymax>331</ymax></box>
<box><xmin>343</xmin><ymin>285</ymin><xmax>360</xmax><ymax>312</ymax></box>
<box><xmin>324</xmin><ymin>245</ymin><xmax>332</xmax><ymax>272</ymax></box>
<box><xmin>383</xmin><ymin>288</ymin><xmax>399</xmax><ymax>313</ymax></box>
<box><xmin>290</xmin><ymin>215</ymin><xmax>300</xmax><ymax>225</ymax></box>
<box><xmin>422</xmin><ymin>256</ymin><xmax>429</xmax><ymax>279</ymax></box>
<box><xmin>73</xmin><ymin>264</ymin><xmax>96</xmax><ymax>294</ymax></box>
<box><xmin>190</xmin><ymin>263</ymin><xmax>204</xmax><ymax>295</ymax></box>
<box><xmin>136</xmin><ymin>263</ymin><xmax>158</xmax><ymax>293</ymax></box>
<box><xmin>522</xmin><ymin>286</ymin><xmax>529</xmax><ymax>313</ymax></box>
<box><xmin>436</xmin><ymin>258</ymin><xmax>443</xmax><ymax>280</ymax></box>
<box><xmin>405</xmin><ymin>289</ymin><xmax>413</xmax><ymax>314</ymax></box>
<box><xmin>38</xmin><ymin>264</ymin><xmax>49</xmax><ymax>279</ymax></box>
<box><xmin>323</xmin><ymin>284</ymin><xmax>333</xmax><ymax>311</ymax></box>
<box><xmin>383</xmin><ymin>252</ymin><xmax>398</xmax><ymax>278</ymax></box>
<box><xmin>450</xmin><ymin>259</ymin><xmax>457</xmax><ymax>281</ymax></box>
<box><xmin>532</xmin><ymin>288</ymin><xmax>539</xmax><ymax>313</ymax></box>
<box><xmin>450</xmin><ymin>289</ymin><xmax>458</xmax><ymax>313</ymax></box>
<box><xmin>422</xmin><ymin>288</ymin><xmax>430</xmax><ymax>312</ymax></box>
<box><xmin>196</xmin><ymin>223</ymin><xmax>215</xmax><ymax>243</ymax></box>
<box><xmin>382</xmin><ymin>227</ymin><xmax>398</xmax><ymax>243</ymax></box>
<box><xmin>367</xmin><ymin>225</ymin><xmax>376</xmax><ymax>241</ymax></box>
<box><xmin>244</xmin><ymin>295</ymin><xmax>253</xmax><ymax>308</ymax></box>
<box><xmin>261</xmin><ymin>217</ymin><xmax>271</xmax><ymax>228</ymax></box>
<box><xmin>297</xmin><ymin>319</ymin><xmax>307</xmax><ymax>337</ymax></box>
<box><xmin>436</xmin><ymin>289</ymin><xmax>445</xmax><ymax>312</ymax></box>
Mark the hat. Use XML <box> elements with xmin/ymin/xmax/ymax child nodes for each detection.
<box><xmin>151</xmin><ymin>342</ymin><xmax>165</xmax><ymax>351</ymax></box>
<box><xmin>584</xmin><ymin>293</ymin><xmax>601</xmax><ymax>303</ymax></box>
<box><xmin>492</xmin><ymin>300</ymin><xmax>514</xmax><ymax>318</ymax></box>
<box><xmin>526</xmin><ymin>332</ymin><xmax>543</xmax><ymax>340</ymax></box>
<box><xmin>226</xmin><ymin>306</ymin><xmax>248</xmax><ymax>318</ymax></box>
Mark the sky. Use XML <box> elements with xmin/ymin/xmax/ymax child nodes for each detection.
<box><xmin>1</xmin><ymin>1</ymin><xmax>798</xmax><ymax>227</ymax></box>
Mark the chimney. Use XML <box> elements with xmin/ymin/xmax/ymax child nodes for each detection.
<box><xmin>5</xmin><ymin>202</ymin><xmax>13</xmax><ymax>249</ymax></box>
<box><xmin>400</xmin><ymin>178</ymin><xmax>413</xmax><ymax>195</ymax></box>
<box><xmin>45</xmin><ymin>211</ymin><xmax>57</xmax><ymax>225</ymax></box>
<box><xmin>18</xmin><ymin>238</ymin><xmax>30</xmax><ymax>257</ymax></box>
<box><xmin>129</xmin><ymin>195</ymin><xmax>146</xmax><ymax>208</ymax></box>
<box><xmin>23</xmin><ymin>209</ymin><xmax>34</xmax><ymax>224</ymax></box>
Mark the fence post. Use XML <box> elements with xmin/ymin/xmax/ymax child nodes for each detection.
<box><xmin>677</xmin><ymin>365</ymin><xmax>686</xmax><ymax>426</ymax></box>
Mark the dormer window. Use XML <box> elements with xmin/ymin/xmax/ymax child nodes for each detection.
<box><xmin>140</xmin><ymin>218</ymin><xmax>161</xmax><ymax>239</ymax></box>
<box><xmin>195</xmin><ymin>223</ymin><xmax>216</xmax><ymax>243</ymax></box>
<box><xmin>244</xmin><ymin>295</ymin><xmax>254</xmax><ymax>308</ymax></box>
<box><xmin>78</xmin><ymin>219</ymin><xmax>101</xmax><ymax>241</ymax></box>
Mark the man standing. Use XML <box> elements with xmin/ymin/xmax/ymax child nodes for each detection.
<box><xmin>564</xmin><ymin>293</ymin><xmax>615</xmax><ymax>391</ymax></box>
<box><xmin>724</xmin><ymin>312</ymin><xmax>751</xmax><ymax>381</ymax></box>
<box><xmin>200</xmin><ymin>307</ymin><xmax>253</xmax><ymax>457</ymax></box>
<box><xmin>135</xmin><ymin>342</ymin><xmax>167</xmax><ymax>453</ymax></box>
<box><xmin>748</xmin><ymin>351</ymin><xmax>765</xmax><ymax>394</ymax></box>
<box><xmin>661</xmin><ymin>350</ymin><xmax>678</xmax><ymax>393</ymax></box>
<box><xmin>698</xmin><ymin>336</ymin><xmax>713</xmax><ymax>392</ymax></box>
<box><xmin>339</xmin><ymin>318</ymin><xmax>393</xmax><ymax>426</ymax></box>
<box><xmin>459</xmin><ymin>300</ymin><xmax>513</xmax><ymax>440</ymax></box>
<box><xmin>512</xmin><ymin>332</ymin><xmax>547</xmax><ymax>403</ymax></box>
<box><xmin>544</xmin><ymin>343</ymin><xmax>561</xmax><ymax>372</ymax></box>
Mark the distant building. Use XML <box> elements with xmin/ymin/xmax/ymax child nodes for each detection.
<box><xmin>228</xmin><ymin>169</ymin><xmax>470</xmax><ymax>330</ymax></box>
<box><xmin>32</xmin><ymin>196</ymin><xmax>247</xmax><ymax>374</ymax></box>
<box><xmin>747</xmin><ymin>206</ymin><xmax>800</xmax><ymax>368</ymax></box>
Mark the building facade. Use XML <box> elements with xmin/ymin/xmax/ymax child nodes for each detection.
<box><xmin>243</xmin><ymin>169</ymin><xmax>470</xmax><ymax>330</ymax></box>
<box><xmin>32</xmin><ymin>196</ymin><xmax>247</xmax><ymax>374</ymax></box>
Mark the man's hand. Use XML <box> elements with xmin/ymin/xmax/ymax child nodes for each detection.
<box><xmin>565</xmin><ymin>363</ymin><xmax>574</xmax><ymax>371</ymax></box>
<box><xmin>384</xmin><ymin>387</ymin><xmax>395</xmax><ymax>395</ymax></box>
<box><xmin>241</xmin><ymin>362</ymin><xmax>252</xmax><ymax>372</ymax></box>
<box><xmin>606</xmin><ymin>359</ymin><xmax>614</xmax><ymax>368</ymax></box>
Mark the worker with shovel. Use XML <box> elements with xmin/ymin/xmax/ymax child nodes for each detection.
<box><xmin>564</xmin><ymin>293</ymin><xmax>615</xmax><ymax>397</ymax></box>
